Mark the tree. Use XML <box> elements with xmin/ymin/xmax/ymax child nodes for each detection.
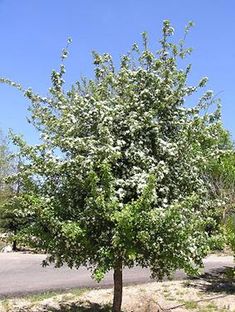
<box><xmin>0</xmin><ymin>130</ymin><xmax>11</xmax><ymax>196</ymax></box>
<box><xmin>207</xmin><ymin>150</ymin><xmax>235</xmax><ymax>219</ymax></box>
<box><xmin>0</xmin><ymin>175</ymin><xmax>32</xmax><ymax>251</ymax></box>
<box><xmin>0</xmin><ymin>132</ymin><xmax>27</xmax><ymax>250</ymax></box>
<box><xmin>0</xmin><ymin>130</ymin><xmax>13</xmax><ymax>219</ymax></box>
<box><xmin>0</xmin><ymin>131</ymin><xmax>15</xmax><ymax>248</ymax></box>
<box><xmin>1</xmin><ymin>21</ymin><xmax>225</xmax><ymax>311</ymax></box>
<box><xmin>206</xmin><ymin>144</ymin><xmax>235</xmax><ymax>253</ymax></box>
<box><xmin>225</xmin><ymin>214</ymin><xmax>235</xmax><ymax>255</ymax></box>
<box><xmin>199</xmin><ymin>129</ymin><xmax>234</xmax><ymax>241</ymax></box>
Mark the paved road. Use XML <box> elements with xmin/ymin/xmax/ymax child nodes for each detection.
<box><xmin>0</xmin><ymin>253</ymin><xmax>233</xmax><ymax>298</ymax></box>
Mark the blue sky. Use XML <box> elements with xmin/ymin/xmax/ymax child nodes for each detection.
<box><xmin>0</xmin><ymin>0</ymin><xmax>235</xmax><ymax>144</ymax></box>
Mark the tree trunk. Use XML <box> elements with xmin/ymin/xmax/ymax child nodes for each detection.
<box><xmin>12</xmin><ymin>240</ymin><xmax>17</xmax><ymax>251</ymax></box>
<box><xmin>112</xmin><ymin>263</ymin><xmax>123</xmax><ymax>312</ymax></box>
<box><xmin>12</xmin><ymin>228</ymin><xmax>17</xmax><ymax>251</ymax></box>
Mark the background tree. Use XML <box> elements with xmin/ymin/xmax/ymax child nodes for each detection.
<box><xmin>0</xmin><ymin>131</ymin><xmax>14</xmax><ymax>247</ymax></box>
<box><xmin>0</xmin><ymin>172</ymin><xmax>30</xmax><ymax>251</ymax></box>
<box><xmin>206</xmin><ymin>140</ymin><xmax>235</xmax><ymax>253</ymax></box>
<box><xmin>225</xmin><ymin>214</ymin><xmax>235</xmax><ymax>256</ymax></box>
<box><xmin>0</xmin><ymin>132</ymin><xmax>28</xmax><ymax>250</ymax></box>
<box><xmin>0</xmin><ymin>130</ymin><xmax>11</xmax><ymax>198</ymax></box>
<box><xmin>1</xmin><ymin>21</ymin><xmax>227</xmax><ymax>311</ymax></box>
<box><xmin>0</xmin><ymin>130</ymin><xmax>13</xmax><ymax>218</ymax></box>
<box><xmin>199</xmin><ymin>129</ymin><xmax>234</xmax><ymax>240</ymax></box>
<box><xmin>207</xmin><ymin>150</ymin><xmax>235</xmax><ymax>220</ymax></box>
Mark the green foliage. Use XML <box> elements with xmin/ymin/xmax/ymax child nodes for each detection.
<box><xmin>225</xmin><ymin>215</ymin><xmax>235</xmax><ymax>254</ymax></box>
<box><xmin>0</xmin><ymin>130</ymin><xmax>11</xmax><ymax>201</ymax></box>
<box><xmin>0</xmin><ymin>131</ymin><xmax>30</xmax><ymax>250</ymax></box>
<box><xmin>207</xmin><ymin>151</ymin><xmax>235</xmax><ymax>208</ymax></box>
<box><xmin>0</xmin><ymin>195</ymin><xmax>31</xmax><ymax>235</ymax></box>
<box><xmin>0</xmin><ymin>21</ymin><xmax>225</xmax><ymax>280</ymax></box>
<box><xmin>0</xmin><ymin>131</ymin><xmax>14</xmax><ymax>232</ymax></box>
<box><xmin>205</xmin><ymin>139</ymin><xmax>235</xmax><ymax>250</ymax></box>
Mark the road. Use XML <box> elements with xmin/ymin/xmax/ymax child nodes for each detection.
<box><xmin>0</xmin><ymin>253</ymin><xmax>233</xmax><ymax>298</ymax></box>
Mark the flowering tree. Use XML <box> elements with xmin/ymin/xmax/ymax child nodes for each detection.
<box><xmin>1</xmin><ymin>21</ymin><xmax>225</xmax><ymax>311</ymax></box>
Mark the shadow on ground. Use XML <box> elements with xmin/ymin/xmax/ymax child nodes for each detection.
<box><xmin>50</xmin><ymin>301</ymin><xmax>113</xmax><ymax>312</ymax></box>
<box><xmin>185</xmin><ymin>266</ymin><xmax>235</xmax><ymax>294</ymax></box>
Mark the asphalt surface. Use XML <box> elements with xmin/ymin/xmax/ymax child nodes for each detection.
<box><xmin>0</xmin><ymin>253</ymin><xmax>234</xmax><ymax>298</ymax></box>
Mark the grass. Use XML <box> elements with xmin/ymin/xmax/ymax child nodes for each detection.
<box><xmin>0</xmin><ymin>288</ymin><xmax>87</xmax><ymax>304</ymax></box>
<box><xmin>197</xmin><ymin>302</ymin><xmax>231</xmax><ymax>312</ymax></box>
<box><xmin>25</xmin><ymin>290</ymin><xmax>67</xmax><ymax>302</ymax></box>
<box><xmin>183</xmin><ymin>300</ymin><xmax>199</xmax><ymax>310</ymax></box>
<box><xmin>175</xmin><ymin>290</ymin><xmax>184</xmax><ymax>296</ymax></box>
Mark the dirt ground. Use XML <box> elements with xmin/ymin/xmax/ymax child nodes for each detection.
<box><xmin>1</xmin><ymin>274</ymin><xmax>235</xmax><ymax>312</ymax></box>
<box><xmin>82</xmin><ymin>278</ymin><xmax>235</xmax><ymax>312</ymax></box>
